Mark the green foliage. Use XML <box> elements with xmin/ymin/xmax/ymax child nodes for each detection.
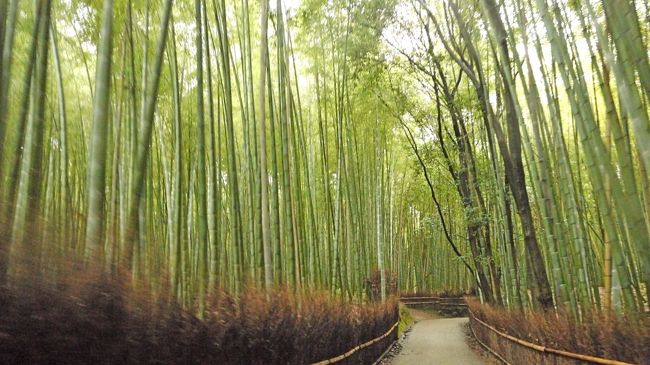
<box><xmin>2</xmin><ymin>0</ymin><xmax>646</xmax><ymax>321</ymax></box>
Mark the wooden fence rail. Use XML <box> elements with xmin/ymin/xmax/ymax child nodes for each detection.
<box><xmin>400</xmin><ymin>301</ymin><xmax>467</xmax><ymax>306</ymax></box>
<box><xmin>399</xmin><ymin>296</ymin><xmax>467</xmax><ymax>305</ymax></box>
<box><xmin>399</xmin><ymin>296</ymin><xmax>465</xmax><ymax>301</ymax></box>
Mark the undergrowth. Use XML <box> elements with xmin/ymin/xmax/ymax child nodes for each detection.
<box><xmin>397</xmin><ymin>304</ymin><xmax>413</xmax><ymax>335</ymax></box>
<box><xmin>467</xmin><ymin>297</ymin><xmax>650</xmax><ymax>364</ymax></box>
<box><xmin>0</xmin><ymin>255</ymin><xmax>398</xmax><ymax>364</ymax></box>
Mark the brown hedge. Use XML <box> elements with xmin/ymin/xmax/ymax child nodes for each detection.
<box><xmin>467</xmin><ymin>297</ymin><xmax>650</xmax><ymax>365</ymax></box>
<box><xmin>0</xmin><ymin>261</ymin><xmax>398</xmax><ymax>364</ymax></box>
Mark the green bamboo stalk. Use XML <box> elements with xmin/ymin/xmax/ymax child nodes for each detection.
<box><xmin>194</xmin><ymin>0</ymin><xmax>209</xmax><ymax>314</ymax></box>
<box><xmin>123</xmin><ymin>0</ymin><xmax>173</xmax><ymax>269</ymax></box>
<box><xmin>214</xmin><ymin>0</ymin><xmax>244</xmax><ymax>290</ymax></box>
<box><xmin>257</xmin><ymin>0</ymin><xmax>273</xmax><ymax>292</ymax></box>
<box><xmin>0</xmin><ymin>0</ymin><xmax>19</xmax><ymax>195</ymax></box>
<box><xmin>12</xmin><ymin>0</ymin><xmax>52</xmax><ymax>252</ymax></box>
<box><xmin>84</xmin><ymin>0</ymin><xmax>114</xmax><ymax>262</ymax></box>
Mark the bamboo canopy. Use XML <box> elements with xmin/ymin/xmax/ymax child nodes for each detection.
<box><xmin>0</xmin><ymin>0</ymin><xmax>647</xmax><ymax>317</ymax></box>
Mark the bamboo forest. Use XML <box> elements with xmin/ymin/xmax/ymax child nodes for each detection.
<box><xmin>0</xmin><ymin>0</ymin><xmax>649</xmax><ymax>364</ymax></box>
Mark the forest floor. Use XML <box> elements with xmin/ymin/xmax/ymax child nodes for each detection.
<box><xmin>387</xmin><ymin>307</ymin><xmax>485</xmax><ymax>365</ymax></box>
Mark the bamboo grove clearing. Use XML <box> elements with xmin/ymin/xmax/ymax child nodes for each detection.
<box><xmin>0</xmin><ymin>0</ymin><xmax>649</xmax><ymax>362</ymax></box>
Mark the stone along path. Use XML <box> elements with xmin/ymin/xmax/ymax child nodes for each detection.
<box><xmin>390</xmin><ymin>307</ymin><xmax>484</xmax><ymax>365</ymax></box>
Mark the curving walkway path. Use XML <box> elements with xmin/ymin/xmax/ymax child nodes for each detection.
<box><xmin>390</xmin><ymin>308</ymin><xmax>484</xmax><ymax>365</ymax></box>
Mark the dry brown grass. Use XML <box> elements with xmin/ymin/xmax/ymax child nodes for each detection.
<box><xmin>0</xmin><ymin>208</ymin><xmax>400</xmax><ymax>364</ymax></box>
<box><xmin>0</xmin><ymin>247</ymin><xmax>398</xmax><ymax>364</ymax></box>
<box><xmin>467</xmin><ymin>297</ymin><xmax>650</xmax><ymax>364</ymax></box>
<box><xmin>0</xmin><ymin>268</ymin><xmax>398</xmax><ymax>364</ymax></box>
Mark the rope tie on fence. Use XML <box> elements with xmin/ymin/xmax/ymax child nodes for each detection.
<box><xmin>309</xmin><ymin>320</ymin><xmax>399</xmax><ymax>365</ymax></box>
<box><xmin>467</xmin><ymin>307</ymin><xmax>636</xmax><ymax>365</ymax></box>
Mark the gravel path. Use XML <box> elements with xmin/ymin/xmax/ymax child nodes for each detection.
<box><xmin>390</xmin><ymin>308</ymin><xmax>484</xmax><ymax>365</ymax></box>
